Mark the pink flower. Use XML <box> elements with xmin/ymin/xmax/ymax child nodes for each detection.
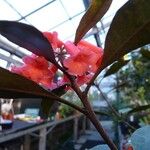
<box><xmin>11</xmin><ymin>31</ymin><xmax>104</xmax><ymax>90</ymax></box>
<box><xmin>43</xmin><ymin>32</ymin><xmax>64</xmax><ymax>50</ymax></box>
<box><xmin>63</xmin><ymin>40</ymin><xmax>103</xmax><ymax>76</ymax></box>
<box><xmin>23</xmin><ymin>54</ymin><xmax>49</xmax><ymax>70</ymax></box>
<box><xmin>11</xmin><ymin>55</ymin><xmax>57</xmax><ymax>89</ymax></box>
<box><xmin>76</xmin><ymin>74</ymin><xmax>93</xmax><ymax>86</ymax></box>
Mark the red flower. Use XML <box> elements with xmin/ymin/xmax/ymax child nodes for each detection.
<box><xmin>43</xmin><ymin>31</ymin><xmax>64</xmax><ymax>50</ymax></box>
<box><xmin>11</xmin><ymin>31</ymin><xmax>104</xmax><ymax>90</ymax></box>
<box><xmin>11</xmin><ymin>55</ymin><xmax>57</xmax><ymax>89</ymax></box>
<box><xmin>76</xmin><ymin>74</ymin><xmax>93</xmax><ymax>86</ymax></box>
<box><xmin>23</xmin><ymin>54</ymin><xmax>49</xmax><ymax>70</ymax></box>
<box><xmin>63</xmin><ymin>40</ymin><xmax>103</xmax><ymax>76</ymax></box>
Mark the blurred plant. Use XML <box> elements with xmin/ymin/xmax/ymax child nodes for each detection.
<box><xmin>60</xmin><ymin>91</ymin><xmax>82</xmax><ymax>118</ymax></box>
<box><xmin>59</xmin><ymin>104</ymin><xmax>74</xmax><ymax>118</ymax></box>
<box><xmin>118</xmin><ymin>47</ymin><xmax>150</xmax><ymax>125</ymax></box>
<box><xmin>119</xmin><ymin>48</ymin><xmax>150</xmax><ymax>104</ymax></box>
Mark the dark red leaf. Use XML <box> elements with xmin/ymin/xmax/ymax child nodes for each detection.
<box><xmin>102</xmin><ymin>0</ymin><xmax>150</xmax><ymax>69</ymax></box>
<box><xmin>75</xmin><ymin>0</ymin><xmax>112</xmax><ymax>44</ymax></box>
<box><xmin>0</xmin><ymin>21</ymin><xmax>56</xmax><ymax>64</ymax></box>
<box><xmin>0</xmin><ymin>67</ymin><xmax>56</xmax><ymax>98</ymax></box>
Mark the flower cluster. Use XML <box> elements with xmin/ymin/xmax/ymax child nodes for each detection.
<box><xmin>11</xmin><ymin>32</ymin><xmax>103</xmax><ymax>90</ymax></box>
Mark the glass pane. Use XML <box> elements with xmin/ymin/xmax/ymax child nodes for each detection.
<box><xmin>7</xmin><ymin>0</ymin><xmax>52</xmax><ymax>16</ymax></box>
<box><xmin>60</xmin><ymin>0</ymin><xmax>85</xmax><ymax>17</ymax></box>
<box><xmin>26</xmin><ymin>1</ymin><xmax>69</xmax><ymax>31</ymax></box>
<box><xmin>0</xmin><ymin>0</ymin><xmax>20</xmax><ymax>20</ymax></box>
<box><xmin>51</xmin><ymin>20</ymin><xmax>76</xmax><ymax>41</ymax></box>
<box><xmin>0</xmin><ymin>59</ymin><xmax>7</xmax><ymax>68</ymax></box>
<box><xmin>0</xmin><ymin>49</ymin><xmax>10</xmax><ymax>57</ymax></box>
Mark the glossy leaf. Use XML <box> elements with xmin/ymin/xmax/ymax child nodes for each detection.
<box><xmin>104</xmin><ymin>59</ymin><xmax>130</xmax><ymax>77</ymax></box>
<box><xmin>131</xmin><ymin>126</ymin><xmax>150</xmax><ymax>150</ymax></box>
<box><xmin>102</xmin><ymin>0</ymin><xmax>150</xmax><ymax>69</ymax></box>
<box><xmin>0</xmin><ymin>67</ymin><xmax>56</xmax><ymax>98</ymax></box>
<box><xmin>0</xmin><ymin>21</ymin><xmax>56</xmax><ymax>64</ymax></box>
<box><xmin>74</xmin><ymin>0</ymin><xmax>112</xmax><ymax>44</ymax></box>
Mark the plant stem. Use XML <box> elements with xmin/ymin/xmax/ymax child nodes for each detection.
<box><xmin>81</xmin><ymin>93</ymin><xmax>118</xmax><ymax>150</ymax></box>
<box><xmin>49</xmin><ymin>83</ymin><xmax>118</xmax><ymax>149</ymax></box>
<box><xmin>95</xmin><ymin>83</ymin><xmax>120</xmax><ymax>117</ymax></box>
<box><xmin>70</xmin><ymin>80</ymin><xmax>117</xmax><ymax>150</ymax></box>
<box><xmin>95</xmin><ymin>84</ymin><xmax>135</xmax><ymax>130</ymax></box>
<box><xmin>56</xmin><ymin>62</ymin><xmax>117</xmax><ymax>149</ymax></box>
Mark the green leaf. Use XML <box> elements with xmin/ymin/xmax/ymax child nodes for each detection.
<box><xmin>131</xmin><ymin>126</ymin><xmax>150</xmax><ymax>150</ymax></box>
<box><xmin>104</xmin><ymin>59</ymin><xmax>130</xmax><ymax>77</ymax></box>
<box><xmin>74</xmin><ymin>0</ymin><xmax>112</xmax><ymax>44</ymax></box>
<box><xmin>0</xmin><ymin>67</ymin><xmax>56</xmax><ymax>98</ymax></box>
<box><xmin>102</xmin><ymin>0</ymin><xmax>150</xmax><ymax>69</ymax></box>
<box><xmin>127</xmin><ymin>104</ymin><xmax>150</xmax><ymax>115</ymax></box>
<box><xmin>0</xmin><ymin>21</ymin><xmax>56</xmax><ymax>64</ymax></box>
<box><xmin>141</xmin><ymin>48</ymin><xmax>150</xmax><ymax>59</ymax></box>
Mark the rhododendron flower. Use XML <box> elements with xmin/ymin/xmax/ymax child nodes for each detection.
<box><xmin>23</xmin><ymin>54</ymin><xmax>49</xmax><ymax>70</ymax></box>
<box><xmin>57</xmin><ymin>74</ymin><xmax>92</xmax><ymax>89</ymax></box>
<box><xmin>11</xmin><ymin>31</ymin><xmax>103</xmax><ymax>90</ymax></box>
<box><xmin>43</xmin><ymin>31</ymin><xmax>64</xmax><ymax>50</ymax></box>
<box><xmin>63</xmin><ymin>40</ymin><xmax>103</xmax><ymax>76</ymax></box>
<box><xmin>76</xmin><ymin>74</ymin><xmax>93</xmax><ymax>86</ymax></box>
<box><xmin>11</xmin><ymin>55</ymin><xmax>57</xmax><ymax>89</ymax></box>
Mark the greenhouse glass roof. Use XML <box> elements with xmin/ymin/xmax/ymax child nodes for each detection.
<box><xmin>0</xmin><ymin>0</ymin><xmax>128</xmax><ymax>68</ymax></box>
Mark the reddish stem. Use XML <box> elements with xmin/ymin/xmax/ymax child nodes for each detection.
<box><xmin>71</xmin><ymin>81</ymin><xmax>117</xmax><ymax>150</ymax></box>
<box><xmin>54</xmin><ymin>58</ymin><xmax>117</xmax><ymax>149</ymax></box>
<box><xmin>81</xmin><ymin>93</ymin><xmax>117</xmax><ymax>150</ymax></box>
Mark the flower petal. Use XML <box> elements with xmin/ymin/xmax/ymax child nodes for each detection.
<box><xmin>43</xmin><ymin>31</ymin><xmax>63</xmax><ymax>49</ymax></box>
<box><xmin>64</xmin><ymin>41</ymin><xmax>80</xmax><ymax>56</ymax></box>
<box><xmin>63</xmin><ymin>58</ymin><xmax>88</xmax><ymax>76</ymax></box>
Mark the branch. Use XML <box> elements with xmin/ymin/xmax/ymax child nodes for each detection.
<box><xmin>79</xmin><ymin>92</ymin><xmax>118</xmax><ymax>150</ymax></box>
<box><xmin>96</xmin><ymin>83</ymin><xmax>120</xmax><ymax>117</ymax></box>
<box><xmin>94</xmin><ymin>83</ymin><xmax>135</xmax><ymax>130</ymax></box>
<box><xmin>54</xmin><ymin>62</ymin><xmax>117</xmax><ymax>149</ymax></box>
<box><xmin>69</xmin><ymin>81</ymin><xmax>117</xmax><ymax>150</ymax></box>
<box><xmin>106</xmin><ymin>82</ymin><xmax>127</xmax><ymax>94</ymax></box>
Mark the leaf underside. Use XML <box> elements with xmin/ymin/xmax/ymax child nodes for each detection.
<box><xmin>102</xmin><ymin>0</ymin><xmax>150</xmax><ymax>70</ymax></box>
<box><xmin>0</xmin><ymin>21</ymin><xmax>56</xmax><ymax>64</ymax></box>
<box><xmin>0</xmin><ymin>67</ymin><xmax>55</xmax><ymax>99</ymax></box>
<box><xmin>74</xmin><ymin>0</ymin><xmax>112</xmax><ymax>44</ymax></box>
